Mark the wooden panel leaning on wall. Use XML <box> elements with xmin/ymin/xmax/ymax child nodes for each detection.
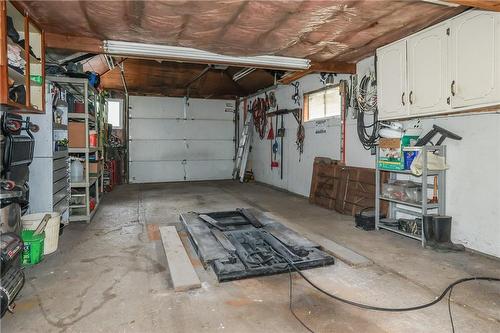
<box><xmin>309</xmin><ymin>157</ymin><xmax>388</xmax><ymax>216</ymax></box>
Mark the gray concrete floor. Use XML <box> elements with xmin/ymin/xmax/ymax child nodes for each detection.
<box><xmin>2</xmin><ymin>181</ymin><xmax>500</xmax><ymax>333</ymax></box>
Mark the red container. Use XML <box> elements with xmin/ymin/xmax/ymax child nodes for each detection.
<box><xmin>89</xmin><ymin>130</ymin><xmax>97</xmax><ymax>147</ymax></box>
<box><xmin>74</xmin><ymin>102</ymin><xmax>85</xmax><ymax>113</ymax></box>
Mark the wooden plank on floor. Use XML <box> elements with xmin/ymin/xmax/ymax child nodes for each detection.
<box><xmin>159</xmin><ymin>226</ymin><xmax>201</xmax><ymax>292</ymax></box>
<box><xmin>265</xmin><ymin>212</ymin><xmax>372</xmax><ymax>268</ymax></box>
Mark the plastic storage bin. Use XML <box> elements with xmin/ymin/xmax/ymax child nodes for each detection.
<box><xmin>22</xmin><ymin>212</ymin><xmax>61</xmax><ymax>255</ymax></box>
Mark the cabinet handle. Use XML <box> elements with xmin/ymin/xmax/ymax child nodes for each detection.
<box><xmin>409</xmin><ymin>91</ymin><xmax>414</xmax><ymax>105</ymax></box>
<box><xmin>451</xmin><ymin>80</ymin><xmax>456</xmax><ymax>96</ymax></box>
<box><xmin>401</xmin><ymin>92</ymin><xmax>405</xmax><ymax>106</ymax></box>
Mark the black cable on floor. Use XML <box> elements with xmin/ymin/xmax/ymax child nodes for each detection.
<box><xmin>273</xmin><ymin>250</ymin><xmax>500</xmax><ymax>332</ymax></box>
<box><xmin>448</xmin><ymin>286</ymin><xmax>455</xmax><ymax>333</ymax></box>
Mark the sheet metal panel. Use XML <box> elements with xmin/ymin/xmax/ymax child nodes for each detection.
<box><xmin>130</xmin><ymin>160</ymin><xmax>233</xmax><ymax>183</ymax></box>
<box><xmin>130</xmin><ymin>96</ymin><xmax>234</xmax><ymax>120</ymax></box>
<box><xmin>129</xmin><ymin>96</ymin><xmax>235</xmax><ymax>183</ymax></box>
<box><xmin>129</xmin><ymin>140</ymin><xmax>234</xmax><ymax>161</ymax></box>
<box><xmin>129</xmin><ymin>118</ymin><xmax>233</xmax><ymax>140</ymax></box>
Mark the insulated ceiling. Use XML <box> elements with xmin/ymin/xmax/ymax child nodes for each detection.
<box><xmin>16</xmin><ymin>0</ymin><xmax>464</xmax><ymax>63</ymax></box>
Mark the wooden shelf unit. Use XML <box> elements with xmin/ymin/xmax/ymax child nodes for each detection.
<box><xmin>1</xmin><ymin>0</ymin><xmax>46</xmax><ymax>114</ymax></box>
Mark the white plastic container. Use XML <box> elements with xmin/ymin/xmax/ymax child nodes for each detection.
<box><xmin>22</xmin><ymin>212</ymin><xmax>61</xmax><ymax>255</ymax></box>
<box><xmin>70</xmin><ymin>158</ymin><xmax>84</xmax><ymax>182</ymax></box>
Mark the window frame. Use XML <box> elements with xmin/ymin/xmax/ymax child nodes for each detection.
<box><xmin>303</xmin><ymin>84</ymin><xmax>342</xmax><ymax>122</ymax></box>
<box><xmin>107</xmin><ymin>98</ymin><xmax>123</xmax><ymax>129</ymax></box>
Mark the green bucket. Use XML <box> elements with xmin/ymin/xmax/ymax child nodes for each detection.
<box><xmin>21</xmin><ymin>230</ymin><xmax>45</xmax><ymax>266</ymax></box>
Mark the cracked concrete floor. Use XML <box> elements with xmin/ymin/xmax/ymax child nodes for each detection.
<box><xmin>2</xmin><ymin>181</ymin><xmax>499</xmax><ymax>333</ymax></box>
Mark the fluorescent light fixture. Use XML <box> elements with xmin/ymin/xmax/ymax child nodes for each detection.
<box><xmin>421</xmin><ymin>0</ymin><xmax>460</xmax><ymax>7</ymax></box>
<box><xmin>103</xmin><ymin>40</ymin><xmax>310</xmax><ymax>71</ymax></box>
<box><xmin>233</xmin><ymin>68</ymin><xmax>256</xmax><ymax>81</ymax></box>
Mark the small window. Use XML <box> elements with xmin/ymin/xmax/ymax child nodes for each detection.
<box><xmin>107</xmin><ymin>99</ymin><xmax>123</xmax><ymax>129</ymax></box>
<box><xmin>304</xmin><ymin>86</ymin><xmax>341</xmax><ymax>122</ymax></box>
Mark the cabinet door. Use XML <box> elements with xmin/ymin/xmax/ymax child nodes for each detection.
<box><xmin>376</xmin><ymin>40</ymin><xmax>408</xmax><ymax>120</ymax></box>
<box><xmin>408</xmin><ymin>23</ymin><xmax>450</xmax><ymax>116</ymax></box>
<box><xmin>450</xmin><ymin>11</ymin><xmax>500</xmax><ymax>108</ymax></box>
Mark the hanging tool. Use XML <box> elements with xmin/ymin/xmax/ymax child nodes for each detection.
<box><xmin>291</xmin><ymin>82</ymin><xmax>301</xmax><ymax>106</ymax></box>
<box><xmin>233</xmin><ymin>112</ymin><xmax>253</xmax><ymax>182</ymax></box>
<box><xmin>267</xmin><ymin>114</ymin><xmax>275</xmax><ymax>140</ymax></box>
<box><xmin>271</xmin><ymin>116</ymin><xmax>279</xmax><ymax>169</ymax></box>
<box><xmin>280</xmin><ymin>114</ymin><xmax>284</xmax><ymax>179</ymax></box>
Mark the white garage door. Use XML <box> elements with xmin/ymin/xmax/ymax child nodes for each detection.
<box><xmin>129</xmin><ymin>96</ymin><xmax>235</xmax><ymax>183</ymax></box>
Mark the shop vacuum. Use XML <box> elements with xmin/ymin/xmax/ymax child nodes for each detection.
<box><xmin>0</xmin><ymin>233</ymin><xmax>24</xmax><ymax>317</ymax></box>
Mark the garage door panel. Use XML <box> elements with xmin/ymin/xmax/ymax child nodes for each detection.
<box><xmin>187</xmin><ymin>99</ymin><xmax>235</xmax><ymax>120</ymax></box>
<box><xmin>129</xmin><ymin>96</ymin><xmax>234</xmax><ymax>183</ymax></box>
<box><xmin>129</xmin><ymin>96</ymin><xmax>184</xmax><ymax>118</ymax></box>
<box><xmin>130</xmin><ymin>161</ymin><xmax>186</xmax><ymax>183</ymax></box>
<box><xmin>129</xmin><ymin>140</ymin><xmax>234</xmax><ymax>161</ymax></box>
<box><xmin>185</xmin><ymin>160</ymin><xmax>234</xmax><ymax>181</ymax></box>
<box><xmin>130</xmin><ymin>160</ymin><xmax>233</xmax><ymax>183</ymax></box>
<box><xmin>130</xmin><ymin>96</ymin><xmax>234</xmax><ymax>120</ymax></box>
<box><xmin>129</xmin><ymin>119</ymin><xmax>234</xmax><ymax>140</ymax></box>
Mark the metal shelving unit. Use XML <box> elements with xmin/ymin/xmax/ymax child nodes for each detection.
<box><xmin>49</xmin><ymin>76</ymin><xmax>103</xmax><ymax>223</ymax></box>
<box><xmin>375</xmin><ymin>145</ymin><xmax>446</xmax><ymax>246</ymax></box>
<box><xmin>28</xmin><ymin>80</ymin><xmax>70</xmax><ymax>222</ymax></box>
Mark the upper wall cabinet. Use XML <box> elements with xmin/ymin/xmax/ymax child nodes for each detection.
<box><xmin>376</xmin><ymin>40</ymin><xmax>408</xmax><ymax>120</ymax></box>
<box><xmin>377</xmin><ymin>10</ymin><xmax>500</xmax><ymax>121</ymax></box>
<box><xmin>407</xmin><ymin>22</ymin><xmax>449</xmax><ymax>116</ymax></box>
<box><xmin>450</xmin><ymin>10</ymin><xmax>500</xmax><ymax>108</ymax></box>
<box><xmin>0</xmin><ymin>1</ymin><xmax>46</xmax><ymax>114</ymax></box>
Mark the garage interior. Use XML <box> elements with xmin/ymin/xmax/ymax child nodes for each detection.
<box><xmin>1</xmin><ymin>1</ymin><xmax>500</xmax><ymax>332</ymax></box>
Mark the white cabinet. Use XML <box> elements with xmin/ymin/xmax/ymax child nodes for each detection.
<box><xmin>376</xmin><ymin>40</ymin><xmax>408</xmax><ymax>120</ymax></box>
<box><xmin>376</xmin><ymin>10</ymin><xmax>500</xmax><ymax>121</ymax></box>
<box><xmin>450</xmin><ymin>11</ymin><xmax>500</xmax><ymax>108</ymax></box>
<box><xmin>408</xmin><ymin>23</ymin><xmax>450</xmax><ymax>116</ymax></box>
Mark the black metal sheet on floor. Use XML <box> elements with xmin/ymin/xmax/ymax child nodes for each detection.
<box><xmin>180</xmin><ymin>208</ymin><xmax>335</xmax><ymax>282</ymax></box>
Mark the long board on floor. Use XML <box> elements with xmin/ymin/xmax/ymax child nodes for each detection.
<box><xmin>159</xmin><ymin>226</ymin><xmax>201</xmax><ymax>292</ymax></box>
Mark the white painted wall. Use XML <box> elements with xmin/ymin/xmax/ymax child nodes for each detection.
<box><xmin>241</xmin><ymin>71</ymin><xmax>373</xmax><ymax>197</ymax></box>
<box><xmin>242</xmin><ymin>56</ymin><xmax>500</xmax><ymax>258</ymax></box>
<box><xmin>363</xmin><ymin>56</ymin><xmax>500</xmax><ymax>257</ymax></box>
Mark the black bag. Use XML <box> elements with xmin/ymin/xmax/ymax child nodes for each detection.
<box><xmin>8</xmin><ymin>85</ymin><xmax>26</xmax><ymax>105</ymax></box>
<box><xmin>7</xmin><ymin>16</ymin><xmax>19</xmax><ymax>43</ymax></box>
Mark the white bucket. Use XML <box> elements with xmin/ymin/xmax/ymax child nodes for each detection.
<box><xmin>22</xmin><ymin>212</ymin><xmax>61</xmax><ymax>255</ymax></box>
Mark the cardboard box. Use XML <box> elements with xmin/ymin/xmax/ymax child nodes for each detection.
<box><xmin>68</xmin><ymin>122</ymin><xmax>86</xmax><ymax>148</ymax></box>
<box><xmin>87</xmin><ymin>162</ymin><xmax>101</xmax><ymax>175</ymax></box>
<box><xmin>378</xmin><ymin>136</ymin><xmax>419</xmax><ymax>171</ymax></box>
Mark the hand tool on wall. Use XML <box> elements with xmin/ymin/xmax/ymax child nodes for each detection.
<box><xmin>280</xmin><ymin>114</ymin><xmax>284</xmax><ymax>179</ymax></box>
<box><xmin>415</xmin><ymin>125</ymin><xmax>462</xmax><ymax>146</ymax></box>
<box><xmin>271</xmin><ymin>116</ymin><xmax>279</xmax><ymax>169</ymax></box>
<box><xmin>291</xmin><ymin>82</ymin><xmax>301</xmax><ymax>106</ymax></box>
<box><xmin>267</xmin><ymin>115</ymin><xmax>274</xmax><ymax>140</ymax></box>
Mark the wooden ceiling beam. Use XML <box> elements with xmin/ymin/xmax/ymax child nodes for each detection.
<box><xmin>45</xmin><ymin>32</ymin><xmax>103</xmax><ymax>53</ymax></box>
<box><xmin>279</xmin><ymin>61</ymin><xmax>356</xmax><ymax>85</ymax></box>
<box><xmin>445</xmin><ymin>1</ymin><xmax>500</xmax><ymax>11</ymax></box>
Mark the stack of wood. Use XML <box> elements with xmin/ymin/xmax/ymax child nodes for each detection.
<box><xmin>309</xmin><ymin>157</ymin><xmax>386</xmax><ymax>216</ymax></box>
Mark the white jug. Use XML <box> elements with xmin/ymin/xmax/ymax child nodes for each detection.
<box><xmin>70</xmin><ymin>158</ymin><xmax>84</xmax><ymax>182</ymax></box>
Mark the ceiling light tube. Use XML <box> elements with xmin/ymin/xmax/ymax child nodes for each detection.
<box><xmin>233</xmin><ymin>68</ymin><xmax>256</xmax><ymax>81</ymax></box>
<box><xmin>103</xmin><ymin>41</ymin><xmax>310</xmax><ymax>71</ymax></box>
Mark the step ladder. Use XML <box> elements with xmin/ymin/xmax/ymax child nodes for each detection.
<box><xmin>233</xmin><ymin>113</ymin><xmax>253</xmax><ymax>182</ymax></box>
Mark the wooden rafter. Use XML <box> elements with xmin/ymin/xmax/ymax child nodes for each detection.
<box><xmin>446</xmin><ymin>1</ymin><xmax>500</xmax><ymax>11</ymax></box>
<box><xmin>45</xmin><ymin>32</ymin><xmax>103</xmax><ymax>53</ymax></box>
<box><xmin>279</xmin><ymin>62</ymin><xmax>356</xmax><ymax>85</ymax></box>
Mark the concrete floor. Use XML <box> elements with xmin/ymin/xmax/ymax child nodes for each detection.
<box><xmin>3</xmin><ymin>181</ymin><xmax>500</xmax><ymax>333</ymax></box>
